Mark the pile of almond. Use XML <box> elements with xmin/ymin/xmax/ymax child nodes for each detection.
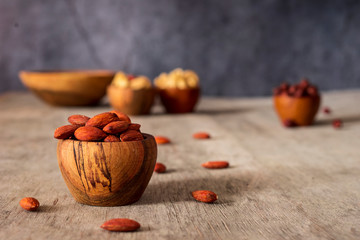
<box><xmin>273</xmin><ymin>78</ymin><xmax>319</xmax><ymax>97</ymax></box>
<box><xmin>54</xmin><ymin>111</ymin><xmax>143</xmax><ymax>142</ymax></box>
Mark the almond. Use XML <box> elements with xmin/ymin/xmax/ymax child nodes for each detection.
<box><xmin>86</xmin><ymin>112</ymin><xmax>119</xmax><ymax>129</ymax></box>
<box><xmin>191</xmin><ymin>190</ymin><xmax>218</xmax><ymax>203</ymax></box>
<box><xmin>155</xmin><ymin>136</ymin><xmax>171</xmax><ymax>144</ymax></box>
<box><xmin>74</xmin><ymin>126</ymin><xmax>107</xmax><ymax>141</ymax></box>
<box><xmin>201</xmin><ymin>161</ymin><xmax>229</xmax><ymax>169</ymax></box>
<box><xmin>68</xmin><ymin>114</ymin><xmax>90</xmax><ymax>126</ymax></box>
<box><xmin>110</xmin><ymin>110</ymin><xmax>131</xmax><ymax>123</ymax></box>
<box><xmin>20</xmin><ymin>197</ymin><xmax>40</xmax><ymax>211</ymax></box>
<box><xmin>154</xmin><ymin>163</ymin><xmax>166</xmax><ymax>173</ymax></box>
<box><xmin>128</xmin><ymin>123</ymin><xmax>141</xmax><ymax>131</ymax></box>
<box><xmin>193</xmin><ymin>132</ymin><xmax>210</xmax><ymax>139</ymax></box>
<box><xmin>101</xmin><ymin>218</ymin><xmax>140</xmax><ymax>232</ymax></box>
<box><xmin>54</xmin><ymin>125</ymin><xmax>79</xmax><ymax>139</ymax></box>
<box><xmin>120</xmin><ymin>130</ymin><xmax>144</xmax><ymax>142</ymax></box>
<box><xmin>104</xmin><ymin>135</ymin><xmax>121</xmax><ymax>142</ymax></box>
<box><xmin>103</xmin><ymin>121</ymin><xmax>129</xmax><ymax>134</ymax></box>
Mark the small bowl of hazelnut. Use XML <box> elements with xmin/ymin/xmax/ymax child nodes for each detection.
<box><xmin>54</xmin><ymin>111</ymin><xmax>157</xmax><ymax>206</ymax></box>
<box><xmin>273</xmin><ymin>78</ymin><xmax>321</xmax><ymax>127</ymax></box>
<box><xmin>155</xmin><ymin>68</ymin><xmax>201</xmax><ymax>114</ymax></box>
<box><xmin>107</xmin><ymin>72</ymin><xmax>156</xmax><ymax>115</ymax></box>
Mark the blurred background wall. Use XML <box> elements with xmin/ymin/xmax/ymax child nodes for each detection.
<box><xmin>0</xmin><ymin>0</ymin><xmax>359</xmax><ymax>96</ymax></box>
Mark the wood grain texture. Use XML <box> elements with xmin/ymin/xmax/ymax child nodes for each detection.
<box><xmin>0</xmin><ymin>91</ymin><xmax>360</xmax><ymax>239</ymax></box>
<box><xmin>57</xmin><ymin>134</ymin><xmax>157</xmax><ymax>206</ymax></box>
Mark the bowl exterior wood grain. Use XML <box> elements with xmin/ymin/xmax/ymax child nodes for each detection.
<box><xmin>273</xmin><ymin>94</ymin><xmax>321</xmax><ymax>126</ymax></box>
<box><xmin>107</xmin><ymin>85</ymin><xmax>156</xmax><ymax>115</ymax></box>
<box><xmin>158</xmin><ymin>87</ymin><xmax>200</xmax><ymax>113</ymax></box>
<box><xmin>56</xmin><ymin>134</ymin><xmax>157</xmax><ymax>206</ymax></box>
<box><xmin>19</xmin><ymin>70</ymin><xmax>114</xmax><ymax>106</ymax></box>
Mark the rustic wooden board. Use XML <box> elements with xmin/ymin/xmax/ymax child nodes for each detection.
<box><xmin>0</xmin><ymin>91</ymin><xmax>360</xmax><ymax>240</ymax></box>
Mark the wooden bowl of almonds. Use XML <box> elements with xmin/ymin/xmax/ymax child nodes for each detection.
<box><xmin>273</xmin><ymin>78</ymin><xmax>321</xmax><ymax>127</ymax></box>
<box><xmin>155</xmin><ymin>68</ymin><xmax>201</xmax><ymax>113</ymax></box>
<box><xmin>107</xmin><ymin>72</ymin><xmax>156</xmax><ymax>115</ymax></box>
<box><xmin>55</xmin><ymin>111</ymin><xmax>157</xmax><ymax>206</ymax></box>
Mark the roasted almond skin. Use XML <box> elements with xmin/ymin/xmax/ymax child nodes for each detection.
<box><xmin>128</xmin><ymin>123</ymin><xmax>141</xmax><ymax>131</ymax></box>
<box><xmin>154</xmin><ymin>163</ymin><xmax>166</xmax><ymax>173</ymax></box>
<box><xmin>20</xmin><ymin>197</ymin><xmax>40</xmax><ymax>211</ymax></box>
<box><xmin>101</xmin><ymin>218</ymin><xmax>140</xmax><ymax>232</ymax></box>
<box><xmin>120</xmin><ymin>130</ymin><xmax>144</xmax><ymax>142</ymax></box>
<box><xmin>74</xmin><ymin>126</ymin><xmax>107</xmax><ymax>141</ymax></box>
<box><xmin>193</xmin><ymin>132</ymin><xmax>211</xmax><ymax>139</ymax></box>
<box><xmin>192</xmin><ymin>190</ymin><xmax>218</xmax><ymax>203</ymax></box>
<box><xmin>201</xmin><ymin>161</ymin><xmax>229</xmax><ymax>169</ymax></box>
<box><xmin>54</xmin><ymin>125</ymin><xmax>79</xmax><ymax>139</ymax></box>
<box><xmin>103</xmin><ymin>121</ymin><xmax>129</xmax><ymax>134</ymax></box>
<box><xmin>68</xmin><ymin>114</ymin><xmax>90</xmax><ymax>126</ymax></box>
<box><xmin>155</xmin><ymin>136</ymin><xmax>171</xmax><ymax>144</ymax></box>
<box><xmin>104</xmin><ymin>135</ymin><xmax>121</xmax><ymax>142</ymax></box>
<box><xmin>110</xmin><ymin>110</ymin><xmax>131</xmax><ymax>123</ymax></box>
<box><xmin>86</xmin><ymin>112</ymin><xmax>119</xmax><ymax>129</ymax></box>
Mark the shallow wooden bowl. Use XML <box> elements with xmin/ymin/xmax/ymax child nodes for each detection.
<box><xmin>158</xmin><ymin>87</ymin><xmax>200</xmax><ymax>113</ymax></box>
<box><xmin>107</xmin><ymin>85</ymin><xmax>156</xmax><ymax>115</ymax></box>
<box><xmin>56</xmin><ymin>133</ymin><xmax>157</xmax><ymax>206</ymax></box>
<box><xmin>19</xmin><ymin>70</ymin><xmax>115</xmax><ymax>106</ymax></box>
<box><xmin>273</xmin><ymin>94</ymin><xmax>321</xmax><ymax>126</ymax></box>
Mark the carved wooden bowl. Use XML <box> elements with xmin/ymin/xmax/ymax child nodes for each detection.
<box><xmin>107</xmin><ymin>85</ymin><xmax>156</xmax><ymax>115</ymax></box>
<box><xmin>56</xmin><ymin>133</ymin><xmax>157</xmax><ymax>206</ymax></box>
<box><xmin>273</xmin><ymin>95</ymin><xmax>321</xmax><ymax>126</ymax></box>
<box><xmin>157</xmin><ymin>87</ymin><xmax>200</xmax><ymax>113</ymax></box>
<box><xmin>19</xmin><ymin>70</ymin><xmax>114</xmax><ymax>106</ymax></box>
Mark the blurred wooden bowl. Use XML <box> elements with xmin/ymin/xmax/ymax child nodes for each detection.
<box><xmin>19</xmin><ymin>70</ymin><xmax>115</xmax><ymax>106</ymax></box>
<box><xmin>273</xmin><ymin>94</ymin><xmax>321</xmax><ymax>126</ymax></box>
<box><xmin>107</xmin><ymin>85</ymin><xmax>156</xmax><ymax>115</ymax></box>
<box><xmin>158</xmin><ymin>87</ymin><xmax>200</xmax><ymax>113</ymax></box>
<box><xmin>57</xmin><ymin>133</ymin><xmax>157</xmax><ymax>206</ymax></box>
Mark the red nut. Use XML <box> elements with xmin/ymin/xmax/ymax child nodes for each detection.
<box><xmin>193</xmin><ymin>132</ymin><xmax>211</xmax><ymax>139</ymax></box>
<box><xmin>101</xmin><ymin>218</ymin><xmax>140</xmax><ymax>232</ymax></box>
<box><xmin>191</xmin><ymin>190</ymin><xmax>218</xmax><ymax>203</ymax></box>
<box><xmin>201</xmin><ymin>161</ymin><xmax>229</xmax><ymax>169</ymax></box>
<box><xmin>154</xmin><ymin>163</ymin><xmax>166</xmax><ymax>173</ymax></box>
<box><xmin>19</xmin><ymin>197</ymin><xmax>40</xmax><ymax>211</ymax></box>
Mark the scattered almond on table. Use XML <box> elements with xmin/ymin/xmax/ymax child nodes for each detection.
<box><xmin>155</xmin><ymin>136</ymin><xmax>171</xmax><ymax>144</ymax></box>
<box><xmin>201</xmin><ymin>161</ymin><xmax>229</xmax><ymax>169</ymax></box>
<box><xmin>19</xmin><ymin>197</ymin><xmax>40</xmax><ymax>211</ymax></box>
<box><xmin>193</xmin><ymin>132</ymin><xmax>211</xmax><ymax>139</ymax></box>
<box><xmin>154</xmin><ymin>163</ymin><xmax>167</xmax><ymax>173</ymax></box>
<box><xmin>191</xmin><ymin>190</ymin><xmax>218</xmax><ymax>203</ymax></box>
<box><xmin>101</xmin><ymin>218</ymin><xmax>140</xmax><ymax>232</ymax></box>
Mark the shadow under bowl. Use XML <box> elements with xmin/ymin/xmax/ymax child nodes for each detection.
<box><xmin>56</xmin><ymin>133</ymin><xmax>157</xmax><ymax>206</ymax></box>
<box><xmin>19</xmin><ymin>70</ymin><xmax>115</xmax><ymax>106</ymax></box>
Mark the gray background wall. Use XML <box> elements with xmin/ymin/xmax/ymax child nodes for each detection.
<box><xmin>0</xmin><ymin>0</ymin><xmax>359</xmax><ymax>96</ymax></box>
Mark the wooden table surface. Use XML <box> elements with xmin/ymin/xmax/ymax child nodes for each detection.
<box><xmin>1</xmin><ymin>91</ymin><xmax>360</xmax><ymax>240</ymax></box>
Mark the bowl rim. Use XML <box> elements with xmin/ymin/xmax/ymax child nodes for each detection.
<box><xmin>273</xmin><ymin>94</ymin><xmax>320</xmax><ymax>99</ymax></box>
<box><xmin>57</xmin><ymin>133</ymin><xmax>155</xmax><ymax>144</ymax></box>
<box><xmin>20</xmin><ymin>69</ymin><xmax>116</xmax><ymax>76</ymax></box>
<box><xmin>155</xmin><ymin>86</ymin><xmax>201</xmax><ymax>91</ymax></box>
<box><xmin>107</xmin><ymin>84</ymin><xmax>156</xmax><ymax>91</ymax></box>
